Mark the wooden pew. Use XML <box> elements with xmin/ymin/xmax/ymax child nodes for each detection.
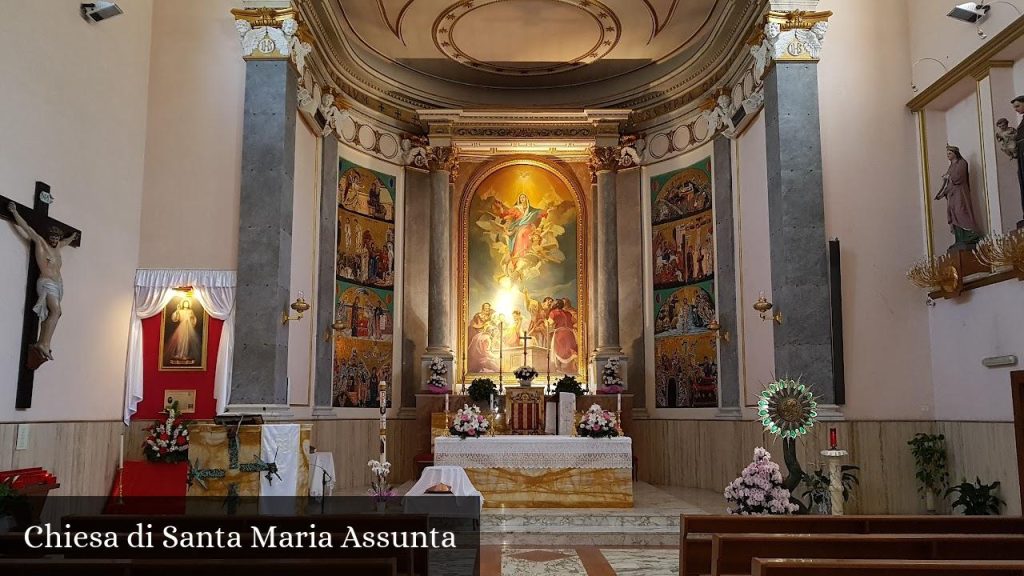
<box><xmin>680</xmin><ymin>515</ymin><xmax>1024</xmax><ymax>576</ymax></box>
<box><xmin>0</xmin><ymin>558</ymin><xmax>398</xmax><ymax>576</ymax></box>
<box><xmin>712</xmin><ymin>534</ymin><xmax>1024</xmax><ymax>576</ymax></box>
<box><xmin>752</xmin><ymin>558</ymin><xmax>1024</xmax><ymax>576</ymax></box>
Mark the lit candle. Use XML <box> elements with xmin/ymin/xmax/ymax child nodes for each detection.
<box><xmin>829</xmin><ymin>427</ymin><xmax>838</xmax><ymax>450</ymax></box>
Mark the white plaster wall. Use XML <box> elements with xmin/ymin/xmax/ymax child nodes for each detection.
<box><xmin>817</xmin><ymin>0</ymin><xmax>935</xmax><ymax>420</ymax></box>
<box><xmin>0</xmin><ymin>1</ymin><xmax>153</xmax><ymax>422</ymax></box>
<box><xmin>287</xmin><ymin>122</ymin><xmax>320</xmax><ymax>406</ymax></box>
<box><xmin>907</xmin><ymin>0</ymin><xmax>1023</xmax><ymax>90</ymax></box>
<box><xmin>929</xmin><ymin>280</ymin><xmax>1024</xmax><ymax>421</ymax></box>
<box><xmin>732</xmin><ymin>114</ymin><xmax>776</xmax><ymax>406</ymax></box>
<box><xmin>137</xmin><ymin>0</ymin><xmax>244</xmax><ymax>269</ymax></box>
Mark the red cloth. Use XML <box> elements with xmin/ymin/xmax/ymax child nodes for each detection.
<box><xmin>106</xmin><ymin>461</ymin><xmax>188</xmax><ymax>514</ymax></box>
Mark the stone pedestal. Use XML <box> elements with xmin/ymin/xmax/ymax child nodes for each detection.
<box><xmin>820</xmin><ymin>448</ymin><xmax>849</xmax><ymax>515</ymax></box>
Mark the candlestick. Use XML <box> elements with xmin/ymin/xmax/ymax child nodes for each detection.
<box><xmin>829</xmin><ymin>427</ymin><xmax>838</xmax><ymax>450</ymax></box>
<box><xmin>498</xmin><ymin>321</ymin><xmax>504</xmax><ymax>393</ymax></box>
<box><xmin>379</xmin><ymin>381</ymin><xmax>388</xmax><ymax>466</ymax></box>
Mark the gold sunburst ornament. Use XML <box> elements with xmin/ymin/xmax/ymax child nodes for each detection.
<box><xmin>758</xmin><ymin>378</ymin><xmax>818</xmax><ymax>439</ymax></box>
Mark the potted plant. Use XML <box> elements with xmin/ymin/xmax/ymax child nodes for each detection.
<box><xmin>576</xmin><ymin>404</ymin><xmax>620</xmax><ymax>438</ymax></box>
<box><xmin>724</xmin><ymin>448</ymin><xmax>798</xmax><ymax>515</ymax></box>
<box><xmin>553</xmin><ymin>375</ymin><xmax>586</xmax><ymax>397</ymax></box>
<box><xmin>467</xmin><ymin>377</ymin><xmax>497</xmax><ymax>405</ymax></box>
<box><xmin>907</xmin><ymin>433</ymin><xmax>949</xmax><ymax>513</ymax></box>
<box><xmin>800</xmin><ymin>464</ymin><xmax>860</xmax><ymax>515</ymax></box>
<box><xmin>946</xmin><ymin>477</ymin><xmax>1005</xmax><ymax>515</ymax></box>
<box><xmin>513</xmin><ymin>365</ymin><xmax>538</xmax><ymax>387</ymax></box>
<box><xmin>449</xmin><ymin>404</ymin><xmax>491</xmax><ymax>438</ymax></box>
<box><xmin>0</xmin><ymin>482</ymin><xmax>16</xmax><ymax>532</ymax></box>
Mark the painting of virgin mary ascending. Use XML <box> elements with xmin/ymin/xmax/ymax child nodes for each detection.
<box><xmin>460</xmin><ymin>161</ymin><xmax>586</xmax><ymax>382</ymax></box>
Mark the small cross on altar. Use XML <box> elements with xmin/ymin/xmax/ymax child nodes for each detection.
<box><xmin>518</xmin><ymin>331</ymin><xmax>532</xmax><ymax>367</ymax></box>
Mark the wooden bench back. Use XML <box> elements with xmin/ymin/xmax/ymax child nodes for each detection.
<box><xmin>681</xmin><ymin>515</ymin><xmax>1024</xmax><ymax>576</ymax></box>
<box><xmin>713</xmin><ymin>534</ymin><xmax>1024</xmax><ymax>576</ymax></box>
<box><xmin>0</xmin><ymin>558</ymin><xmax>398</xmax><ymax>576</ymax></box>
<box><xmin>752</xmin><ymin>558</ymin><xmax>1024</xmax><ymax>576</ymax></box>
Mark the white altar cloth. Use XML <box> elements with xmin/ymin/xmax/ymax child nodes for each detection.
<box><xmin>434</xmin><ymin>436</ymin><xmax>632</xmax><ymax>469</ymax></box>
<box><xmin>308</xmin><ymin>451</ymin><xmax>335</xmax><ymax>498</ymax></box>
<box><xmin>406</xmin><ymin>466</ymin><xmax>482</xmax><ymax>500</ymax></box>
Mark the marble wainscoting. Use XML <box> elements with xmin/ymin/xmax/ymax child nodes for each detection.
<box><xmin>632</xmin><ymin>419</ymin><xmax>1021</xmax><ymax>515</ymax></box>
<box><xmin>0</xmin><ymin>421</ymin><xmax>122</xmax><ymax>496</ymax></box>
<box><xmin>309</xmin><ymin>417</ymin><xmax>419</xmax><ymax>487</ymax></box>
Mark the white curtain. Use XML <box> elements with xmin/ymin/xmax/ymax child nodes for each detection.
<box><xmin>123</xmin><ymin>269</ymin><xmax>236</xmax><ymax>424</ymax></box>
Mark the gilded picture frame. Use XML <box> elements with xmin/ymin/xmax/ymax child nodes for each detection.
<box><xmin>158</xmin><ymin>292</ymin><xmax>209</xmax><ymax>372</ymax></box>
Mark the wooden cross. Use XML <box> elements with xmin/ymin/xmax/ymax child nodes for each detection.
<box><xmin>0</xmin><ymin>182</ymin><xmax>82</xmax><ymax>409</ymax></box>
<box><xmin>519</xmin><ymin>331</ymin><xmax>532</xmax><ymax>366</ymax></box>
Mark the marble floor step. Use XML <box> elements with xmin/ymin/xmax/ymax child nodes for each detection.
<box><xmin>481</xmin><ymin>531</ymin><xmax>679</xmax><ymax>546</ymax></box>
<box><xmin>481</xmin><ymin>513</ymin><xmax>679</xmax><ymax>532</ymax></box>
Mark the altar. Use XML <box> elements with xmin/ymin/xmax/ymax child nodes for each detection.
<box><xmin>434</xmin><ymin>436</ymin><xmax>633</xmax><ymax>508</ymax></box>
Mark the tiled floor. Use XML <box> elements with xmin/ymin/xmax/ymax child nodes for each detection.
<box><xmin>479</xmin><ymin>545</ymin><xmax>678</xmax><ymax>575</ymax></box>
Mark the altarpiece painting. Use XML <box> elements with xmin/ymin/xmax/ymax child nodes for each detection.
<box><xmin>158</xmin><ymin>291</ymin><xmax>208</xmax><ymax>371</ymax></box>
<box><xmin>332</xmin><ymin>158</ymin><xmax>396</xmax><ymax>407</ymax></box>
<box><xmin>459</xmin><ymin>160</ymin><xmax>587</xmax><ymax>383</ymax></box>
<box><xmin>651</xmin><ymin>157</ymin><xmax>719</xmax><ymax>408</ymax></box>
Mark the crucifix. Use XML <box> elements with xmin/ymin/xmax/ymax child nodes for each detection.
<box><xmin>519</xmin><ymin>331</ymin><xmax>532</xmax><ymax>367</ymax></box>
<box><xmin>0</xmin><ymin>182</ymin><xmax>82</xmax><ymax>409</ymax></box>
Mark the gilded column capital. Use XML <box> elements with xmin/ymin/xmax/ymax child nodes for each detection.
<box><xmin>749</xmin><ymin>9</ymin><xmax>832</xmax><ymax>77</ymax></box>
<box><xmin>231</xmin><ymin>6</ymin><xmax>305</xmax><ymax>61</ymax></box>
<box><xmin>427</xmin><ymin>146</ymin><xmax>460</xmax><ymax>181</ymax></box>
<box><xmin>588</xmin><ymin>146</ymin><xmax>621</xmax><ymax>175</ymax></box>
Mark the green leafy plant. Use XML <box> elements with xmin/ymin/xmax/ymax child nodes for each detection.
<box><xmin>554</xmin><ymin>375</ymin><xmax>585</xmax><ymax>397</ymax></box>
<box><xmin>467</xmin><ymin>378</ymin><xmax>497</xmax><ymax>403</ymax></box>
<box><xmin>907</xmin><ymin>433</ymin><xmax>949</xmax><ymax>498</ymax></box>
<box><xmin>946</xmin><ymin>477</ymin><xmax>1005</xmax><ymax>516</ymax></box>
<box><xmin>800</xmin><ymin>464</ymin><xmax>859</xmax><ymax>514</ymax></box>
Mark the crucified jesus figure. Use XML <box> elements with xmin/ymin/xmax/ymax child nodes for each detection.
<box><xmin>8</xmin><ymin>202</ymin><xmax>77</xmax><ymax>361</ymax></box>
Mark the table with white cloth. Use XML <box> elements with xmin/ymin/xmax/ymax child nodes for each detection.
<box><xmin>433</xmin><ymin>436</ymin><xmax>633</xmax><ymax>508</ymax></box>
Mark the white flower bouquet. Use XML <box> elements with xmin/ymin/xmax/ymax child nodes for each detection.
<box><xmin>724</xmin><ymin>447</ymin><xmax>798</xmax><ymax>515</ymax></box>
<box><xmin>367</xmin><ymin>459</ymin><xmax>394</xmax><ymax>502</ymax></box>
<box><xmin>426</xmin><ymin>356</ymin><xmax>450</xmax><ymax>393</ymax></box>
<box><xmin>598</xmin><ymin>356</ymin><xmax>624</xmax><ymax>393</ymax></box>
<box><xmin>513</xmin><ymin>365</ymin><xmax>538</xmax><ymax>381</ymax></box>
<box><xmin>449</xmin><ymin>404</ymin><xmax>491</xmax><ymax>439</ymax></box>
<box><xmin>577</xmin><ymin>403</ymin><xmax>620</xmax><ymax>438</ymax></box>
<box><xmin>143</xmin><ymin>402</ymin><xmax>189</xmax><ymax>463</ymax></box>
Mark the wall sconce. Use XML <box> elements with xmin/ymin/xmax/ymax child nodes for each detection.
<box><xmin>707</xmin><ymin>319</ymin><xmax>731</xmax><ymax>343</ymax></box>
<box><xmin>753</xmin><ymin>292</ymin><xmax>783</xmax><ymax>324</ymax></box>
<box><xmin>282</xmin><ymin>291</ymin><xmax>311</xmax><ymax>324</ymax></box>
<box><xmin>324</xmin><ymin>316</ymin><xmax>347</xmax><ymax>342</ymax></box>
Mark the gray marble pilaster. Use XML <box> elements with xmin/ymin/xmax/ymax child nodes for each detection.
<box><xmin>426</xmin><ymin>169</ymin><xmax>453</xmax><ymax>354</ymax></box>
<box><xmin>230</xmin><ymin>60</ymin><xmax>297</xmax><ymax>407</ymax></box>
<box><xmin>713</xmin><ymin>136</ymin><xmax>740</xmax><ymax>416</ymax></box>
<box><xmin>403</xmin><ymin>167</ymin><xmax>431</xmax><ymax>408</ymax></box>
<box><xmin>764</xmin><ymin>61</ymin><xmax>836</xmax><ymax>405</ymax></box>
<box><xmin>616</xmin><ymin>167</ymin><xmax>643</xmax><ymax>403</ymax></box>
<box><xmin>313</xmin><ymin>135</ymin><xmax>339</xmax><ymax>409</ymax></box>
<box><xmin>594</xmin><ymin>169</ymin><xmax>621</xmax><ymax>354</ymax></box>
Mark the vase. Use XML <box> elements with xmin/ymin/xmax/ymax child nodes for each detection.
<box><xmin>925</xmin><ymin>491</ymin><xmax>937</xmax><ymax>514</ymax></box>
<box><xmin>518</xmin><ymin>378</ymin><xmax>534</xmax><ymax>387</ymax></box>
<box><xmin>376</xmin><ymin>501</ymin><xmax>386</xmax><ymax>514</ymax></box>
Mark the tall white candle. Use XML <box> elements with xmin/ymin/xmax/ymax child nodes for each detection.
<box><xmin>119</xmin><ymin>433</ymin><xmax>124</xmax><ymax>470</ymax></box>
<box><xmin>617</xmin><ymin>393</ymin><xmax>621</xmax><ymax>413</ymax></box>
<box><xmin>490</xmin><ymin>393</ymin><xmax>494</xmax><ymax>412</ymax></box>
<box><xmin>444</xmin><ymin>393</ymin><xmax>449</xmax><ymax>413</ymax></box>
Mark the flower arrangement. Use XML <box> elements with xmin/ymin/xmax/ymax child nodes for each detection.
<box><xmin>467</xmin><ymin>377</ymin><xmax>497</xmax><ymax>402</ymax></box>
<box><xmin>426</xmin><ymin>356</ymin><xmax>450</xmax><ymax>394</ymax></box>
<box><xmin>143</xmin><ymin>402</ymin><xmax>189</xmax><ymax>463</ymax></box>
<box><xmin>367</xmin><ymin>459</ymin><xmax>394</xmax><ymax>503</ymax></box>
<box><xmin>598</xmin><ymin>357</ymin><xmax>624</xmax><ymax>394</ymax></box>
<box><xmin>554</xmin><ymin>375</ymin><xmax>586</xmax><ymax>397</ymax></box>
<box><xmin>449</xmin><ymin>404</ymin><xmax>491</xmax><ymax>438</ymax></box>
<box><xmin>513</xmin><ymin>365</ymin><xmax>538</xmax><ymax>382</ymax></box>
<box><xmin>577</xmin><ymin>403</ymin><xmax>619</xmax><ymax>438</ymax></box>
<box><xmin>724</xmin><ymin>448</ymin><xmax>798</xmax><ymax>515</ymax></box>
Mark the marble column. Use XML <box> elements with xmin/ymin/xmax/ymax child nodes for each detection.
<box><xmin>760</xmin><ymin>9</ymin><xmax>837</xmax><ymax>408</ymax></box>
<box><xmin>590</xmin><ymin>146</ymin><xmax>627</xmax><ymax>388</ymax></box>
<box><xmin>313</xmin><ymin>135</ymin><xmax>339</xmax><ymax>413</ymax></box>
<box><xmin>228</xmin><ymin>57</ymin><xmax>297</xmax><ymax>411</ymax></box>
<box><xmin>421</xmin><ymin>146</ymin><xmax>459</xmax><ymax>388</ymax></box>
<box><xmin>713</xmin><ymin>135</ymin><xmax>741</xmax><ymax>418</ymax></box>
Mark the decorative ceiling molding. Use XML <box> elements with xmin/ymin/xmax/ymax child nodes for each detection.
<box><xmin>641</xmin><ymin>0</ymin><xmax>680</xmax><ymax>43</ymax></box>
<box><xmin>432</xmin><ymin>0</ymin><xmax>621</xmax><ymax>76</ymax></box>
<box><xmin>376</xmin><ymin>0</ymin><xmax>414</xmax><ymax>44</ymax></box>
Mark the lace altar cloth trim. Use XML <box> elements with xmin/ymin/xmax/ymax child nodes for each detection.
<box><xmin>434</xmin><ymin>437</ymin><xmax>632</xmax><ymax>469</ymax></box>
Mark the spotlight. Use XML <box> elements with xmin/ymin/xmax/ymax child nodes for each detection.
<box><xmin>81</xmin><ymin>2</ymin><xmax>123</xmax><ymax>23</ymax></box>
<box><xmin>948</xmin><ymin>2</ymin><xmax>991</xmax><ymax>22</ymax></box>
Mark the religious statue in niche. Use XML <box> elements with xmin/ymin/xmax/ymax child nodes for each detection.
<box><xmin>7</xmin><ymin>202</ymin><xmax>77</xmax><ymax>364</ymax></box>
<box><xmin>159</xmin><ymin>293</ymin><xmax>208</xmax><ymax>371</ymax></box>
<box><xmin>935</xmin><ymin>145</ymin><xmax>981</xmax><ymax>249</ymax></box>
<box><xmin>995</xmin><ymin>118</ymin><xmax>1018</xmax><ymax>160</ymax></box>
<box><xmin>1010</xmin><ymin>96</ymin><xmax>1024</xmax><ymax>228</ymax></box>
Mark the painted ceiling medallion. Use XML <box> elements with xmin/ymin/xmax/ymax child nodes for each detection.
<box><xmin>433</xmin><ymin>0</ymin><xmax>621</xmax><ymax>76</ymax></box>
